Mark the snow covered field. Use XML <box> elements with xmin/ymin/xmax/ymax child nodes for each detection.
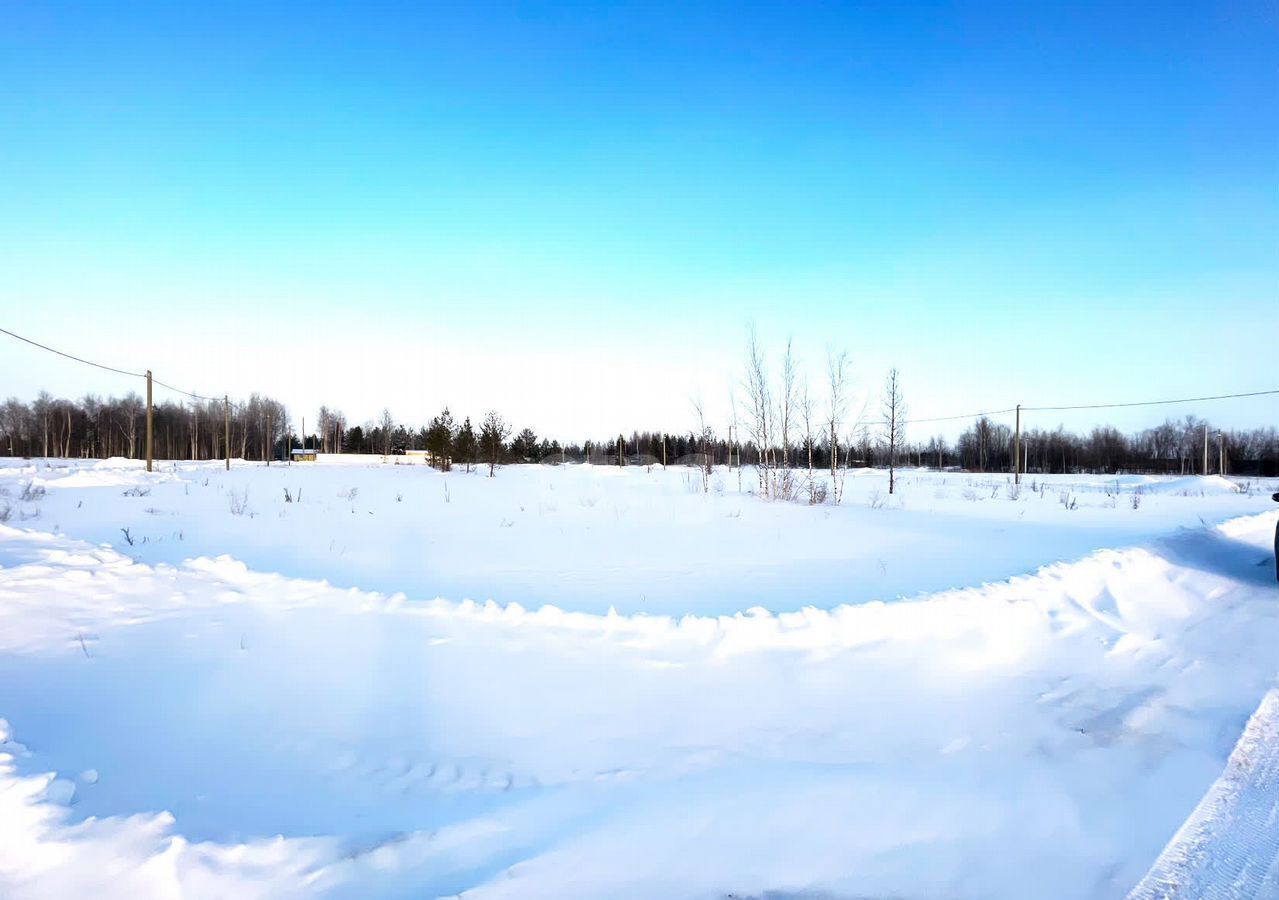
<box><xmin>1</xmin><ymin>456</ymin><xmax>1277</xmax><ymax>899</ymax></box>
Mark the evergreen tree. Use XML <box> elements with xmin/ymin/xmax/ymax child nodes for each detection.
<box><xmin>454</xmin><ymin>416</ymin><xmax>477</xmax><ymax>473</ymax></box>
<box><xmin>425</xmin><ymin>407</ymin><xmax>456</xmax><ymax>471</ymax></box>
<box><xmin>478</xmin><ymin>411</ymin><xmax>510</xmax><ymax>477</ymax></box>
<box><xmin>511</xmin><ymin>427</ymin><xmax>538</xmax><ymax>462</ymax></box>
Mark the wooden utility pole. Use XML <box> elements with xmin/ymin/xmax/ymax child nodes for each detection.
<box><xmin>224</xmin><ymin>396</ymin><xmax>230</xmax><ymax>471</ymax></box>
<box><xmin>1013</xmin><ymin>404</ymin><xmax>1021</xmax><ymax>485</ymax></box>
<box><xmin>266</xmin><ymin>411</ymin><xmax>272</xmax><ymax>466</ymax></box>
<box><xmin>617</xmin><ymin>434</ymin><xmax>624</xmax><ymax>467</ymax></box>
<box><xmin>661</xmin><ymin>435</ymin><xmax>666</xmax><ymax>467</ymax></box>
<box><xmin>1203</xmin><ymin>425</ymin><xmax>1209</xmax><ymax>475</ymax></box>
<box><xmin>145</xmin><ymin>370</ymin><xmax>153</xmax><ymax>472</ymax></box>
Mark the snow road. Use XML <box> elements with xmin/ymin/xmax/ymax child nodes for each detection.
<box><xmin>1127</xmin><ymin>687</ymin><xmax>1279</xmax><ymax>900</ymax></box>
<box><xmin>0</xmin><ymin>470</ymin><xmax>1276</xmax><ymax>898</ymax></box>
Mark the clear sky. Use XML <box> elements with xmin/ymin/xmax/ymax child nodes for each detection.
<box><xmin>1</xmin><ymin>1</ymin><xmax>1275</xmax><ymax>440</ymax></box>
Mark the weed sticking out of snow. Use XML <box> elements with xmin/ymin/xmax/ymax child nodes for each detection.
<box><xmin>18</xmin><ymin>480</ymin><xmax>45</xmax><ymax>502</ymax></box>
<box><xmin>228</xmin><ymin>488</ymin><xmax>251</xmax><ymax>517</ymax></box>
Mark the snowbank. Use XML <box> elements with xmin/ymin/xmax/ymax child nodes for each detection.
<box><xmin>1143</xmin><ymin>474</ymin><xmax>1241</xmax><ymax>496</ymax></box>
<box><xmin>1</xmin><ymin>502</ymin><xmax>1277</xmax><ymax>898</ymax></box>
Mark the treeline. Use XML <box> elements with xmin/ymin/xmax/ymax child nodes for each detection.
<box><xmin>325</xmin><ymin>411</ymin><xmax>1279</xmax><ymax>477</ymax></box>
<box><xmin>2</xmin><ymin>393</ymin><xmax>1276</xmax><ymax>476</ymax></box>
<box><xmin>908</xmin><ymin>416</ymin><xmax>1278</xmax><ymax>477</ymax></box>
<box><xmin>0</xmin><ymin>391</ymin><xmax>288</xmax><ymax>462</ymax></box>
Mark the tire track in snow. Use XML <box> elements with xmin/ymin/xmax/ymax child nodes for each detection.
<box><xmin>1128</xmin><ymin>689</ymin><xmax>1279</xmax><ymax>900</ymax></box>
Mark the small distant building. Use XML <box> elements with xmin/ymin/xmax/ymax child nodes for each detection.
<box><xmin>291</xmin><ymin>448</ymin><xmax>317</xmax><ymax>462</ymax></box>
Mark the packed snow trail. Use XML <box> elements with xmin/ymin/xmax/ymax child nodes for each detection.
<box><xmin>1</xmin><ymin>508</ymin><xmax>1277</xmax><ymax>898</ymax></box>
<box><xmin>1128</xmin><ymin>688</ymin><xmax>1279</xmax><ymax>900</ymax></box>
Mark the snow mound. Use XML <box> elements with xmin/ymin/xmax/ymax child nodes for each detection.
<box><xmin>92</xmin><ymin>457</ymin><xmax>149</xmax><ymax>470</ymax></box>
<box><xmin>1145</xmin><ymin>475</ymin><xmax>1240</xmax><ymax>496</ymax></box>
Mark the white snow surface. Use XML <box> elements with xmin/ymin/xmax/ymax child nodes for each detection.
<box><xmin>0</xmin><ymin>457</ymin><xmax>1277</xmax><ymax>899</ymax></box>
<box><xmin>1128</xmin><ymin>688</ymin><xmax>1279</xmax><ymax>899</ymax></box>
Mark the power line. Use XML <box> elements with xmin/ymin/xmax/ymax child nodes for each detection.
<box><xmin>901</xmin><ymin>407</ymin><xmax>1017</xmax><ymax>426</ymax></box>
<box><xmin>6</xmin><ymin>322</ymin><xmax>1276</xmax><ymax>428</ymax></box>
<box><xmin>151</xmin><ymin>378</ymin><xmax>226</xmax><ymax>405</ymax></box>
<box><xmin>0</xmin><ymin>325</ymin><xmax>146</xmax><ymax>380</ymax></box>
<box><xmin>877</xmin><ymin>389</ymin><xmax>1277</xmax><ymax>428</ymax></box>
<box><xmin>1024</xmin><ymin>389</ymin><xmax>1279</xmax><ymax>413</ymax></box>
<box><xmin>1</xmin><ymin>325</ymin><xmax>243</xmax><ymax>409</ymax></box>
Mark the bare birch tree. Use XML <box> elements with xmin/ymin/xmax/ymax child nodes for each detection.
<box><xmin>692</xmin><ymin>396</ymin><xmax>712</xmax><ymax>492</ymax></box>
<box><xmin>742</xmin><ymin>324</ymin><xmax>773</xmax><ymax>496</ymax></box>
<box><xmin>802</xmin><ymin>378</ymin><xmax>823</xmax><ymax>503</ymax></box>
<box><xmin>777</xmin><ymin>339</ymin><xmax>798</xmax><ymax>500</ymax></box>
<box><xmin>826</xmin><ymin>348</ymin><xmax>849</xmax><ymax>478</ymax></box>
<box><xmin>379</xmin><ymin>408</ymin><xmax>394</xmax><ymax>459</ymax></box>
<box><xmin>881</xmin><ymin>368</ymin><xmax>906</xmax><ymax>495</ymax></box>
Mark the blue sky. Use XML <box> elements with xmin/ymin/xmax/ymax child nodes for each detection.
<box><xmin>1</xmin><ymin>1</ymin><xmax>1275</xmax><ymax>438</ymax></box>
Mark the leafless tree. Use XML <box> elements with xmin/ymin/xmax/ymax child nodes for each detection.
<box><xmin>317</xmin><ymin>406</ymin><xmax>335</xmax><ymax>454</ymax></box>
<box><xmin>776</xmin><ymin>339</ymin><xmax>799</xmax><ymax>500</ymax></box>
<box><xmin>117</xmin><ymin>393</ymin><xmax>142</xmax><ymax>459</ymax></box>
<box><xmin>801</xmin><ymin>377</ymin><xmax>822</xmax><ymax>503</ymax></box>
<box><xmin>881</xmin><ymin>368</ymin><xmax>906</xmax><ymax>494</ymax></box>
<box><xmin>826</xmin><ymin>348</ymin><xmax>850</xmax><ymax>478</ymax></box>
<box><xmin>379</xmin><ymin>408</ymin><xmax>395</xmax><ymax>458</ymax></box>
<box><xmin>742</xmin><ymin>324</ymin><xmax>773</xmax><ymax>496</ymax></box>
<box><xmin>728</xmin><ymin>387</ymin><xmax>742</xmax><ymax>491</ymax></box>
<box><xmin>692</xmin><ymin>396</ymin><xmax>712</xmax><ymax>492</ymax></box>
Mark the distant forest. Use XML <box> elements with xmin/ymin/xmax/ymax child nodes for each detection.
<box><xmin>2</xmin><ymin>392</ymin><xmax>1276</xmax><ymax>476</ymax></box>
